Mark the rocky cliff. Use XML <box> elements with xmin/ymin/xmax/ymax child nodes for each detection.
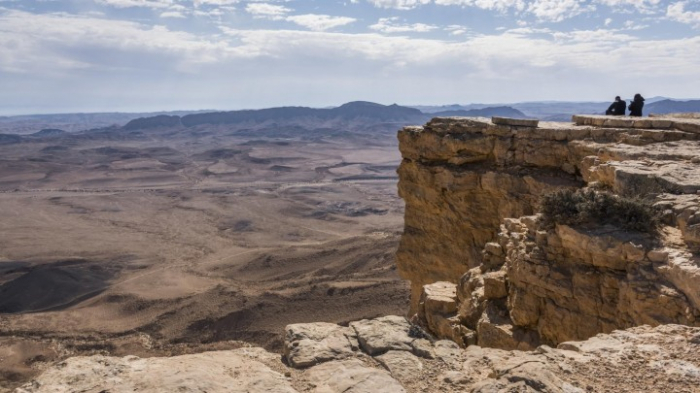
<box><xmin>397</xmin><ymin>115</ymin><xmax>700</xmax><ymax>350</ymax></box>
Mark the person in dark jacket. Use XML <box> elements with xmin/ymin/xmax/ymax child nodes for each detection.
<box><xmin>605</xmin><ymin>96</ymin><xmax>626</xmax><ymax>116</ymax></box>
<box><xmin>628</xmin><ymin>93</ymin><xmax>645</xmax><ymax>117</ymax></box>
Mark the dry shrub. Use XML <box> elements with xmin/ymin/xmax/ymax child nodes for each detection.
<box><xmin>541</xmin><ymin>189</ymin><xmax>660</xmax><ymax>235</ymax></box>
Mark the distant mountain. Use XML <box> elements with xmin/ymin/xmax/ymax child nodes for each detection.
<box><xmin>122</xmin><ymin>102</ymin><xmax>532</xmax><ymax>131</ymax></box>
<box><xmin>179</xmin><ymin>101</ymin><xmax>425</xmax><ymax>128</ymax></box>
<box><xmin>31</xmin><ymin>128</ymin><xmax>67</xmax><ymax>137</ymax></box>
<box><xmin>331</xmin><ymin>101</ymin><xmax>423</xmax><ymax>121</ymax></box>
<box><xmin>0</xmin><ymin>110</ymin><xmax>214</xmax><ymax>135</ymax></box>
<box><xmin>432</xmin><ymin>106</ymin><xmax>527</xmax><ymax>119</ymax></box>
<box><xmin>646</xmin><ymin>99</ymin><xmax>700</xmax><ymax>115</ymax></box>
<box><xmin>413</xmin><ymin>102</ymin><xmax>609</xmax><ymax>121</ymax></box>
<box><xmin>511</xmin><ymin>101</ymin><xmax>609</xmax><ymax>120</ymax></box>
<box><xmin>124</xmin><ymin>115</ymin><xmax>182</xmax><ymax>130</ymax></box>
<box><xmin>644</xmin><ymin>96</ymin><xmax>671</xmax><ymax>104</ymax></box>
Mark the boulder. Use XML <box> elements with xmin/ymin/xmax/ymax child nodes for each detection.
<box><xmin>349</xmin><ymin>315</ymin><xmax>414</xmax><ymax>356</ymax></box>
<box><xmin>418</xmin><ymin>281</ymin><xmax>472</xmax><ymax>345</ymax></box>
<box><xmin>375</xmin><ymin>350</ymin><xmax>423</xmax><ymax>383</ymax></box>
<box><xmin>305</xmin><ymin>359</ymin><xmax>406</xmax><ymax>393</ymax></box>
<box><xmin>477</xmin><ymin>301</ymin><xmax>540</xmax><ymax>351</ymax></box>
<box><xmin>15</xmin><ymin>350</ymin><xmax>298</xmax><ymax>393</ymax></box>
<box><xmin>483</xmin><ymin>270</ymin><xmax>508</xmax><ymax>299</ymax></box>
<box><xmin>409</xmin><ymin>338</ymin><xmax>435</xmax><ymax>359</ymax></box>
<box><xmin>284</xmin><ymin>322</ymin><xmax>359</xmax><ymax>368</ymax></box>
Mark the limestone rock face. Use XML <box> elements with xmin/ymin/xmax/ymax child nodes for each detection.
<box><xmin>398</xmin><ymin>115</ymin><xmax>700</xmax><ymax>348</ymax></box>
<box><xmin>502</xmin><ymin>217</ymin><xmax>698</xmax><ymax>345</ymax></box>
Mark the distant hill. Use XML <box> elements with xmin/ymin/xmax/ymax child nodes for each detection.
<box><xmin>179</xmin><ymin>101</ymin><xmax>425</xmax><ymax>128</ymax></box>
<box><xmin>123</xmin><ymin>115</ymin><xmax>182</xmax><ymax>130</ymax></box>
<box><xmin>331</xmin><ymin>101</ymin><xmax>424</xmax><ymax>121</ymax></box>
<box><xmin>646</xmin><ymin>100</ymin><xmax>700</xmax><ymax>115</ymax></box>
<box><xmin>432</xmin><ymin>106</ymin><xmax>527</xmax><ymax>119</ymax></box>
<box><xmin>413</xmin><ymin>102</ymin><xmax>609</xmax><ymax>121</ymax></box>
<box><xmin>644</xmin><ymin>96</ymin><xmax>671</xmax><ymax>104</ymax></box>
<box><xmin>511</xmin><ymin>101</ymin><xmax>609</xmax><ymax>120</ymax></box>
<box><xmin>31</xmin><ymin>128</ymin><xmax>67</xmax><ymax>137</ymax></box>
<box><xmin>0</xmin><ymin>110</ymin><xmax>213</xmax><ymax>135</ymax></box>
<box><xmin>122</xmin><ymin>102</ymin><xmax>530</xmax><ymax>131</ymax></box>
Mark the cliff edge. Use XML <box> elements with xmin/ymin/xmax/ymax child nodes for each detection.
<box><xmin>397</xmin><ymin>115</ymin><xmax>700</xmax><ymax>350</ymax></box>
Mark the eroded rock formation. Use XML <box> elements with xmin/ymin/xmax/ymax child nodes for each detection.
<box><xmin>398</xmin><ymin>115</ymin><xmax>700</xmax><ymax>350</ymax></box>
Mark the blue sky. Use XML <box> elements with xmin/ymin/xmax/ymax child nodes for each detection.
<box><xmin>1</xmin><ymin>0</ymin><xmax>699</xmax><ymax>114</ymax></box>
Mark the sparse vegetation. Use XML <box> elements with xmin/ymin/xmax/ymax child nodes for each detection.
<box><xmin>541</xmin><ymin>188</ymin><xmax>661</xmax><ymax>235</ymax></box>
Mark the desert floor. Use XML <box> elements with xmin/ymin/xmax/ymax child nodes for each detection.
<box><xmin>0</xmin><ymin>124</ymin><xmax>410</xmax><ymax>388</ymax></box>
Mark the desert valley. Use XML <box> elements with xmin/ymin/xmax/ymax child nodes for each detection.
<box><xmin>0</xmin><ymin>102</ymin><xmax>425</xmax><ymax>388</ymax></box>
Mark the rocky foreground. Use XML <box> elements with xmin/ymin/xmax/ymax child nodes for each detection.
<box><xmin>15</xmin><ymin>315</ymin><xmax>700</xmax><ymax>393</ymax></box>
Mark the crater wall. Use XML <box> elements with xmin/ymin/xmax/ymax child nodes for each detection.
<box><xmin>397</xmin><ymin>115</ymin><xmax>700</xmax><ymax>348</ymax></box>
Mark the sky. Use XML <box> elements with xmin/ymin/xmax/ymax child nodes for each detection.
<box><xmin>1</xmin><ymin>0</ymin><xmax>699</xmax><ymax>115</ymax></box>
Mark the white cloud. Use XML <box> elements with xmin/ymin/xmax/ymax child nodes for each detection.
<box><xmin>3</xmin><ymin>7</ymin><xmax>699</xmax><ymax>78</ymax></box>
<box><xmin>160</xmin><ymin>10</ymin><xmax>186</xmax><ymax>18</ymax></box>
<box><xmin>367</xmin><ymin>0</ymin><xmax>597</xmax><ymax>21</ymax></box>
<box><xmin>622</xmin><ymin>19</ymin><xmax>648</xmax><ymax>30</ymax></box>
<box><xmin>286</xmin><ymin>14</ymin><xmax>356</xmax><ymax>31</ymax></box>
<box><xmin>445</xmin><ymin>24</ymin><xmax>471</xmax><ymax>35</ymax></box>
<box><xmin>370</xmin><ymin>17</ymin><xmax>437</xmax><ymax>33</ymax></box>
<box><xmin>667</xmin><ymin>1</ymin><xmax>700</xmax><ymax>27</ymax></box>
<box><xmin>366</xmin><ymin>0</ymin><xmax>431</xmax><ymax>10</ymax></box>
<box><xmin>0</xmin><ymin>9</ymin><xmax>244</xmax><ymax>74</ymax></box>
<box><xmin>434</xmin><ymin>0</ymin><xmax>526</xmax><ymax>12</ymax></box>
<box><xmin>527</xmin><ymin>0</ymin><xmax>594</xmax><ymax>22</ymax></box>
<box><xmin>94</xmin><ymin>0</ymin><xmax>175</xmax><ymax>8</ymax></box>
<box><xmin>245</xmin><ymin>3</ymin><xmax>291</xmax><ymax>19</ymax></box>
<box><xmin>193</xmin><ymin>0</ymin><xmax>238</xmax><ymax>6</ymax></box>
<box><xmin>595</xmin><ymin>0</ymin><xmax>661</xmax><ymax>14</ymax></box>
<box><xmin>245</xmin><ymin>3</ymin><xmax>353</xmax><ymax>31</ymax></box>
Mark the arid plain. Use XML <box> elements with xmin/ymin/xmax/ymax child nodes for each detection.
<box><xmin>0</xmin><ymin>117</ymin><xmax>411</xmax><ymax>388</ymax></box>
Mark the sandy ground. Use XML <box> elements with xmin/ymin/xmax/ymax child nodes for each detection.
<box><xmin>0</xmin><ymin>123</ymin><xmax>410</xmax><ymax>389</ymax></box>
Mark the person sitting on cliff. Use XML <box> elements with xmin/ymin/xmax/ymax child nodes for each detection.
<box><xmin>628</xmin><ymin>93</ymin><xmax>645</xmax><ymax>117</ymax></box>
<box><xmin>605</xmin><ymin>96</ymin><xmax>626</xmax><ymax>116</ymax></box>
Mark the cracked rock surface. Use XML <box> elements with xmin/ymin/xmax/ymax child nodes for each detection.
<box><xmin>18</xmin><ymin>318</ymin><xmax>700</xmax><ymax>393</ymax></box>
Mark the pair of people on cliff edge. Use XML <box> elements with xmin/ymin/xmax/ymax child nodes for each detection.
<box><xmin>606</xmin><ymin>94</ymin><xmax>645</xmax><ymax>116</ymax></box>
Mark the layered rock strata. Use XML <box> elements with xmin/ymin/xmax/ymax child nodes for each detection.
<box><xmin>19</xmin><ymin>316</ymin><xmax>700</xmax><ymax>393</ymax></box>
<box><xmin>397</xmin><ymin>115</ymin><xmax>700</xmax><ymax>348</ymax></box>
